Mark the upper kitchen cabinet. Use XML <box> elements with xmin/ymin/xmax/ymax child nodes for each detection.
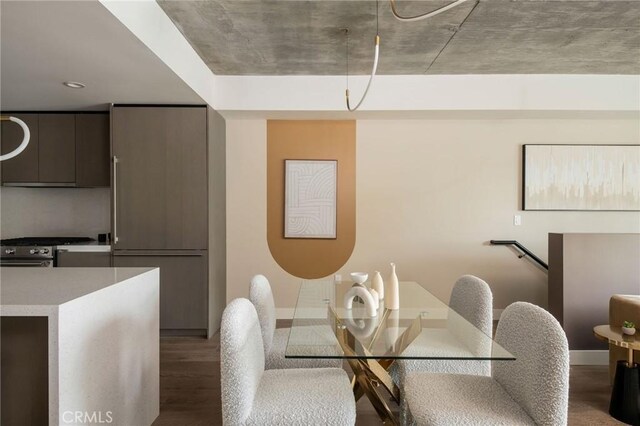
<box><xmin>38</xmin><ymin>114</ymin><xmax>76</xmax><ymax>184</ymax></box>
<box><xmin>76</xmin><ymin>113</ymin><xmax>110</xmax><ymax>187</ymax></box>
<box><xmin>112</xmin><ymin>106</ymin><xmax>208</xmax><ymax>250</ymax></box>
<box><xmin>1</xmin><ymin>113</ymin><xmax>39</xmax><ymax>183</ymax></box>
<box><xmin>0</xmin><ymin>112</ymin><xmax>110</xmax><ymax>187</ymax></box>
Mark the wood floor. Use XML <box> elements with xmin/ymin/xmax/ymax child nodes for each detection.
<box><xmin>153</xmin><ymin>328</ymin><xmax>624</xmax><ymax>426</ymax></box>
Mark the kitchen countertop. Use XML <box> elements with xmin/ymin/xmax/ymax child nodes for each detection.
<box><xmin>0</xmin><ymin>267</ymin><xmax>160</xmax><ymax>425</ymax></box>
<box><xmin>0</xmin><ymin>267</ymin><xmax>154</xmax><ymax>315</ymax></box>
<box><xmin>54</xmin><ymin>241</ymin><xmax>111</xmax><ymax>253</ymax></box>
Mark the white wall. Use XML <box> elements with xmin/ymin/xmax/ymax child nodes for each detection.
<box><xmin>213</xmin><ymin>75</ymin><xmax>640</xmax><ymax>113</ymax></box>
<box><xmin>0</xmin><ymin>187</ymin><xmax>110</xmax><ymax>239</ymax></box>
<box><xmin>226</xmin><ymin>114</ymin><xmax>640</xmax><ymax>313</ymax></box>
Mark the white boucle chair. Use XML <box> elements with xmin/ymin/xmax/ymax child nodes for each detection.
<box><xmin>249</xmin><ymin>274</ymin><xmax>342</xmax><ymax>369</ymax></box>
<box><xmin>220</xmin><ymin>298</ymin><xmax>356</xmax><ymax>426</ymax></box>
<box><xmin>391</xmin><ymin>275</ymin><xmax>493</xmax><ymax>424</ymax></box>
<box><xmin>404</xmin><ymin>301</ymin><xmax>570</xmax><ymax>426</ymax></box>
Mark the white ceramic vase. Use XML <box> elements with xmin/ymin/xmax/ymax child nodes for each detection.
<box><xmin>372</xmin><ymin>271</ymin><xmax>384</xmax><ymax>300</ymax></box>
<box><xmin>369</xmin><ymin>288</ymin><xmax>380</xmax><ymax>309</ymax></box>
<box><xmin>386</xmin><ymin>262</ymin><xmax>400</xmax><ymax>310</ymax></box>
<box><xmin>343</xmin><ymin>285</ymin><xmax>378</xmax><ymax>317</ymax></box>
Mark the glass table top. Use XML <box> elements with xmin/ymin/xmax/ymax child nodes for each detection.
<box><xmin>286</xmin><ymin>280</ymin><xmax>515</xmax><ymax>360</ymax></box>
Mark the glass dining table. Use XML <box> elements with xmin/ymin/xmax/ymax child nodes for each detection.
<box><xmin>286</xmin><ymin>280</ymin><xmax>514</xmax><ymax>425</ymax></box>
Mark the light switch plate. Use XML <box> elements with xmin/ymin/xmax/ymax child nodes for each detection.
<box><xmin>514</xmin><ymin>215</ymin><xmax>522</xmax><ymax>226</ymax></box>
<box><xmin>334</xmin><ymin>274</ymin><xmax>342</xmax><ymax>282</ymax></box>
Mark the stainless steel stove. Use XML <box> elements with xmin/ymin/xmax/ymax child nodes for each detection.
<box><xmin>0</xmin><ymin>237</ymin><xmax>94</xmax><ymax>267</ymax></box>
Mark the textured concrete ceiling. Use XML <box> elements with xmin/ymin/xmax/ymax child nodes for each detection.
<box><xmin>158</xmin><ymin>0</ymin><xmax>640</xmax><ymax>75</ymax></box>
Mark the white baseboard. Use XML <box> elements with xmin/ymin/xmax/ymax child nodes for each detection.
<box><xmin>570</xmin><ymin>350</ymin><xmax>608</xmax><ymax>365</ymax></box>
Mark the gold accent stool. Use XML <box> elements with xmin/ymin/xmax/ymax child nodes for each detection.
<box><xmin>594</xmin><ymin>325</ymin><xmax>640</xmax><ymax>365</ymax></box>
<box><xmin>594</xmin><ymin>324</ymin><xmax>640</xmax><ymax>424</ymax></box>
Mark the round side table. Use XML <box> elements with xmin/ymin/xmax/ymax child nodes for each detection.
<box><xmin>594</xmin><ymin>325</ymin><xmax>640</xmax><ymax>426</ymax></box>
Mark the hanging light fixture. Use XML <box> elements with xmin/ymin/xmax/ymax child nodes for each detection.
<box><xmin>342</xmin><ymin>0</ymin><xmax>470</xmax><ymax>110</ymax></box>
<box><xmin>0</xmin><ymin>116</ymin><xmax>31</xmax><ymax>162</ymax></box>
<box><xmin>389</xmin><ymin>0</ymin><xmax>472</xmax><ymax>22</ymax></box>
<box><xmin>345</xmin><ymin>0</ymin><xmax>380</xmax><ymax>112</ymax></box>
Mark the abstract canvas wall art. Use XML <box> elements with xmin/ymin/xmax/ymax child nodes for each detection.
<box><xmin>523</xmin><ymin>145</ymin><xmax>640</xmax><ymax>211</ymax></box>
<box><xmin>284</xmin><ymin>160</ymin><xmax>337</xmax><ymax>238</ymax></box>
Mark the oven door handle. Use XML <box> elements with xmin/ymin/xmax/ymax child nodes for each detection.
<box><xmin>0</xmin><ymin>260</ymin><xmax>52</xmax><ymax>267</ymax></box>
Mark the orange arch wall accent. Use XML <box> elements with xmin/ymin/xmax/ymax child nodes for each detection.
<box><xmin>267</xmin><ymin>120</ymin><xmax>356</xmax><ymax>279</ymax></box>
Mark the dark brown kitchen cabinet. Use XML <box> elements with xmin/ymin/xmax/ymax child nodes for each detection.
<box><xmin>56</xmin><ymin>251</ymin><xmax>111</xmax><ymax>267</ymax></box>
<box><xmin>38</xmin><ymin>114</ymin><xmax>76</xmax><ymax>183</ymax></box>
<box><xmin>1</xmin><ymin>317</ymin><xmax>49</xmax><ymax>426</ymax></box>
<box><xmin>112</xmin><ymin>107</ymin><xmax>208</xmax><ymax>250</ymax></box>
<box><xmin>76</xmin><ymin>113</ymin><xmax>110</xmax><ymax>187</ymax></box>
<box><xmin>112</xmin><ymin>252</ymin><xmax>208</xmax><ymax>331</ymax></box>
<box><xmin>0</xmin><ymin>113</ymin><xmax>39</xmax><ymax>183</ymax></box>
<box><xmin>0</xmin><ymin>112</ymin><xmax>110</xmax><ymax>187</ymax></box>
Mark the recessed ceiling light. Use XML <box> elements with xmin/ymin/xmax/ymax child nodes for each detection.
<box><xmin>63</xmin><ymin>81</ymin><xmax>86</xmax><ymax>89</ymax></box>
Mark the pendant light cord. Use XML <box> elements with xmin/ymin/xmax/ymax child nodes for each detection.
<box><xmin>346</xmin><ymin>29</ymin><xmax>349</xmax><ymax>93</ymax></box>
<box><xmin>341</xmin><ymin>0</ymin><xmax>470</xmax><ymax>110</ymax></box>
<box><xmin>389</xmin><ymin>0</ymin><xmax>472</xmax><ymax>22</ymax></box>
<box><xmin>345</xmin><ymin>0</ymin><xmax>380</xmax><ymax>112</ymax></box>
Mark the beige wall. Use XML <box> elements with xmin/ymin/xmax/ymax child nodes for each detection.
<box><xmin>0</xmin><ymin>187</ymin><xmax>110</xmax><ymax>239</ymax></box>
<box><xmin>226</xmin><ymin>115</ymin><xmax>640</xmax><ymax>313</ymax></box>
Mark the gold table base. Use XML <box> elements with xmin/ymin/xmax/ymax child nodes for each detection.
<box><xmin>332</xmin><ymin>308</ymin><xmax>422</xmax><ymax>425</ymax></box>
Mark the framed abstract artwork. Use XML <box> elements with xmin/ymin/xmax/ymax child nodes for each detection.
<box><xmin>284</xmin><ymin>159</ymin><xmax>338</xmax><ymax>238</ymax></box>
<box><xmin>523</xmin><ymin>144</ymin><xmax>640</xmax><ymax>211</ymax></box>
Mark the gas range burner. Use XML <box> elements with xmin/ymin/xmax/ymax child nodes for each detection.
<box><xmin>0</xmin><ymin>237</ymin><xmax>95</xmax><ymax>246</ymax></box>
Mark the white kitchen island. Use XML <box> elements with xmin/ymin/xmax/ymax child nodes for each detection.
<box><xmin>0</xmin><ymin>267</ymin><xmax>159</xmax><ymax>426</ymax></box>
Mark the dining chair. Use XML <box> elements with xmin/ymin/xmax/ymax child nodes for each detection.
<box><xmin>220</xmin><ymin>298</ymin><xmax>356</xmax><ymax>426</ymax></box>
<box><xmin>249</xmin><ymin>274</ymin><xmax>342</xmax><ymax>369</ymax></box>
<box><xmin>391</xmin><ymin>275</ymin><xmax>493</xmax><ymax>424</ymax></box>
<box><xmin>404</xmin><ymin>301</ymin><xmax>570</xmax><ymax>426</ymax></box>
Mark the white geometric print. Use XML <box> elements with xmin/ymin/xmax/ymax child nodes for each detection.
<box><xmin>285</xmin><ymin>160</ymin><xmax>337</xmax><ymax>238</ymax></box>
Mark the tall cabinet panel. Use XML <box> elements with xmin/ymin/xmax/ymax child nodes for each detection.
<box><xmin>0</xmin><ymin>113</ymin><xmax>39</xmax><ymax>183</ymax></box>
<box><xmin>112</xmin><ymin>105</ymin><xmax>209</xmax><ymax>334</ymax></box>
<box><xmin>38</xmin><ymin>114</ymin><xmax>75</xmax><ymax>183</ymax></box>
<box><xmin>76</xmin><ymin>113</ymin><xmax>110</xmax><ymax>187</ymax></box>
<box><xmin>112</xmin><ymin>107</ymin><xmax>208</xmax><ymax>250</ymax></box>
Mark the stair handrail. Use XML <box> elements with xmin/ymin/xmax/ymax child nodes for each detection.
<box><xmin>489</xmin><ymin>240</ymin><xmax>549</xmax><ymax>270</ymax></box>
